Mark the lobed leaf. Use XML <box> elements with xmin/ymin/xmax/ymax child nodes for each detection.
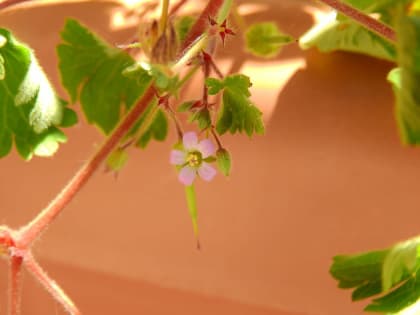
<box><xmin>57</xmin><ymin>19</ymin><xmax>152</xmax><ymax>134</ymax></box>
<box><xmin>0</xmin><ymin>28</ymin><xmax>76</xmax><ymax>160</ymax></box>
<box><xmin>330</xmin><ymin>235</ymin><xmax>420</xmax><ymax>314</ymax></box>
<box><xmin>365</xmin><ymin>272</ymin><xmax>420</xmax><ymax>313</ymax></box>
<box><xmin>382</xmin><ymin>238</ymin><xmax>420</xmax><ymax>291</ymax></box>
<box><xmin>205</xmin><ymin>74</ymin><xmax>264</xmax><ymax>136</ymax></box>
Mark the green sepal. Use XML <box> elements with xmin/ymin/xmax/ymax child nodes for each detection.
<box><xmin>185</xmin><ymin>184</ymin><xmax>200</xmax><ymax>247</ymax></box>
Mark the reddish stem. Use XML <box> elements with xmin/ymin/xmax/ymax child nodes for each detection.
<box><xmin>179</xmin><ymin>0</ymin><xmax>224</xmax><ymax>53</ymax></box>
<box><xmin>169</xmin><ymin>0</ymin><xmax>189</xmax><ymax>16</ymax></box>
<box><xmin>317</xmin><ymin>0</ymin><xmax>396</xmax><ymax>42</ymax></box>
<box><xmin>24</xmin><ymin>252</ymin><xmax>80</xmax><ymax>315</ymax></box>
<box><xmin>17</xmin><ymin>85</ymin><xmax>156</xmax><ymax>248</ymax></box>
<box><xmin>0</xmin><ymin>0</ymin><xmax>33</xmax><ymax>10</ymax></box>
<box><xmin>9</xmin><ymin>256</ymin><xmax>23</xmax><ymax>315</ymax></box>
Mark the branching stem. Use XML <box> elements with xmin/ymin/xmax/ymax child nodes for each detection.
<box><xmin>17</xmin><ymin>85</ymin><xmax>156</xmax><ymax>248</ymax></box>
<box><xmin>317</xmin><ymin>0</ymin><xmax>396</xmax><ymax>42</ymax></box>
<box><xmin>24</xmin><ymin>252</ymin><xmax>80</xmax><ymax>315</ymax></box>
<box><xmin>9</xmin><ymin>256</ymin><xmax>23</xmax><ymax>315</ymax></box>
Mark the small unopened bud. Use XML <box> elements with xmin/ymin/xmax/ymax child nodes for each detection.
<box><xmin>106</xmin><ymin>149</ymin><xmax>129</xmax><ymax>173</ymax></box>
<box><xmin>216</xmin><ymin>148</ymin><xmax>232</xmax><ymax>176</ymax></box>
<box><xmin>168</xmin><ymin>21</ymin><xmax>178</xmax><ymax>61</ymax></box>
<box><xmin>152</xmin><ymin>34</ymin><xmax>168</xmax><ymax>63</ymax></box>
<box><xmin>150</xmin><ymin>20</ymin><xmax>159</xmax><ymax>43</ymax></box>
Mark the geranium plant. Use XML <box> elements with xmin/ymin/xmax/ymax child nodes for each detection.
<box><xmin>0</xmin><ymin>0</ymin><xmax>419</xmax><ymax>314</ymax></box>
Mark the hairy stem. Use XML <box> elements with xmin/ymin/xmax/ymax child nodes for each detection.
<box><xmin>24</xmin><ymin>252</ymin><xmax>80</xmax><ymax>315</ymax></box>
<box><xmin>159</xmin><ymin>0</ymin><xmax>170</xmax><ymax>36</ymax></box>
<box><xmin>0</xmin><ymin>0</ymin><xmax>33</xmax><ymax>10</ymax></box>
<box><xmin>17</xmin><ymin>85</ymin><xmax>156</xmax><ymax>248</ymax></box>
<box><xmin>179</xmin><ymin>0</ymin><xmax>225</xmax><ymax>53</ymax></box>
<box><xmin>317</xmin><ymin>0</ymin><xmax>396</xmax><ymax>42</ymax></box>
<box><xmin>9</xmin><ymin>256</ymin><xmax>23</xmax><ymax>315</ymax></box>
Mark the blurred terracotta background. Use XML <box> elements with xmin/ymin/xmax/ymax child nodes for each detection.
<box><xmin>1</xmin><ymin>0</ymin><xmax>419</xmax><ymax>314</ymax></box>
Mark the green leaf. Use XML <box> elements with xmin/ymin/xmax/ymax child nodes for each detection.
<box><xmin>330</xmin><ymin>250</ymin><xmax>389</xmax><ymax>286</ymax></box>
<box><xmin>330</xmin><ymin>236</ymin><xmax>420</xmax><ymax>313</ymax></box>
<box><xmin>365</xmin><ymin>272</ymin><xmax>420</xmax><ymax>313</ymax></box>
<box><xmin>176</xmin><ymin>16</ymin><xmax>195</xmax><ymax>43</ymax></box>
<box><xmin>210</xmin><ymin>74</ymin><xmax>264</xmax><ymax>136</ymax></box>
<box><xmin>57</xmin><ymin>19</ymin><xmax>152</xmax><ymax>134</ymax></box>
<box><xmin>352</xmin><ymin>280</ymin><xmax>382</xmax><ymax>301</ymax></box>
<box><xmin>382</xmin><ymin>238</ymin><xmax>420</xmax><ymax>291</ymax></box>
<box><xmin>299</xmin><ymin>0</ymin><xmax>401</xmax><ymax>61</ymax></box>
<box><xmin>59</xmin><ymin>107</ymin><xmax>78</xmax><ymax>128</ymax></box>
<box><xmin>189</xmin><ymin>108</ymin><xmax>211</xmax><ymax>130</ymax></box>
<box><xmin>0</xmin><ymin>28</ymin><xmax>74</xmax><ymax>160</ymax></box>
<box><xmin>387</xmin><ymin>67</ymin><xmax>402</xmax><ymax>90</ymax></box>
<box><xmin>0</xmin><ymin>53</ymin><xmax>5</xmax><ymax>80</ymax></box>
<box><xmin>177</xmin><ymin>101</ymin><xmax>194</xmax><ymax>112</ymax></box>
<box><xmin>216</xmin><ymin>148</ymin><xmax>232</xmax><ymax>176</ymax></box>
<box><xmin>391</xmin><ymin>12</ymin><xmax>420</xmax><ymax>145</ymax></box>
<box><xmin>299</xmin><ymin>12</ymin><xmax>396</xmax><ymax>61</ymax></box>
<box><xmin>136</xmin><ymin>108</ymin><xmax>168</xmax><ymax>148</ymax></box>
<box><xmin>245</xmin><ymin>22</ymin><xmax>294</xmax><ymax>58</ymax></box>
<box><xmin>206</xmin><ymin>77</ymin><xmax>224</xmax><ymax>95</ymax></box>
<box><xmin>185</xmin><ymin>184</ymin><xmax>200</xmax><ymax>248</ymax></box>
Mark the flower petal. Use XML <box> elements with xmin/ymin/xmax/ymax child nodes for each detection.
<box><xmin>198</xmin><ymin>163</ymin><xmax>216</xmax><ymax>182</ymax></box>
<box><xmin>183</xmin><ymin>131</ymin><xmax>198</xmax><ymax>150</ymax></box>
<box><xmin>170</xmin><ymin>150</ymin><xmax>186</xmax><ymax>165</ymax></box>
<box><xmin>198</xmin><ymin>139</ymin><xmax>215</xmax><ymax>158</ymax></box>
<box><xmin>179</xmin><ymin>166</ymin><xmax>196</xmax><ymax>186</ymax></box>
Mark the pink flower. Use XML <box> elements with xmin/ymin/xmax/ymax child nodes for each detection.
<box><xmin>170</xmin><ymin>132</ymin><xmax>217</xmax><ymax>186</ymax></box>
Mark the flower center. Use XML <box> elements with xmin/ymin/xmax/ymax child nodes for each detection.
<box><xmin>186</xmin><ymin>151</ymin><xmax>202</xmax><ymax>168</ymax></box>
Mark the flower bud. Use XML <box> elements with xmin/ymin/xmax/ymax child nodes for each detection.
<box><xmin>216</xmin><ymin>148</ymin><xmax>232</xmax><ymax>176</ymax></box>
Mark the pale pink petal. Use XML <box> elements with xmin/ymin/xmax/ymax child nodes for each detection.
<box><xmin>170</xmin><ymin>150</ymin><xmax>186</xmax><ymax>165</ymax></box>
<box><xmin>197</xmin><ymin>163</ymin><xmax>216</xmax><ymax>182</ymax></box>
<box><xmin>183</xmin><ymin>132</ymin><xmax>198</xmax><ymax>150</ymax></box>
<box><xmin>197</xmin><ymin>139</ymin><xmax>215</xmax><ymax>158</ymax></box>
<box><xmin>179</xmin><ymin>166</ymin><xmax>196</xmax><ymax>186</ymax></box>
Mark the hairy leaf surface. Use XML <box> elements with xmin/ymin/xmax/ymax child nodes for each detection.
<box><xmin>0</xmin><ymin>28</ymin><xmax>76</xmax><ymax>160</ymax></box>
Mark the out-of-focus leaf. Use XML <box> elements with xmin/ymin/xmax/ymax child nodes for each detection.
<box><xmin>299</xmin><ymin>0</ymin><xmax>404</xmax><ymax>61</ymax></box>
<box><xmin>0</xmin><ymin>28</ymin><xmax>76</xmax><ymax>160</ymax></box>
<box><xmin>136</xmin><ymin>108</ymin><xmax>168</xmax><ymax>148</ymax></box>
<box><xmin>382</xmin><ymin>238</ymin><xmax>420</xmax><ymax>291</ymax></box>
<box><xmin>245</xmin><ymin>22</ymin><xmax>294</xmax><ymax>58</ymax></box>
<box><xmin>365</xmin><ymin>272</ymin><xmax>420</xmax><ymax>313</ymax></box>
<box><xmin>390</xmin><ymin>12</ymin><xmax>420</xmax><ymax>144</ymax></box>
